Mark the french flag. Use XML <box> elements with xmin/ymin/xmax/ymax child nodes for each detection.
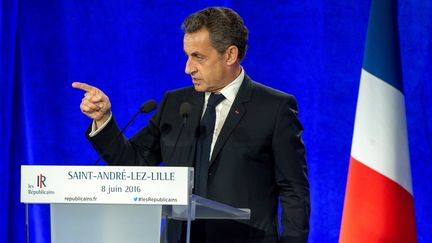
<box><xmin>339</xmin><ymin>0</ymin><xmax>417</xmax><ymax>242</ymax></box>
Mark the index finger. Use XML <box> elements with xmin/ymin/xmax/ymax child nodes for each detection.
<box><xmin>72</xmin><ymin>82</ymin><xmax>96</xmax><ymax>92</ymax></box>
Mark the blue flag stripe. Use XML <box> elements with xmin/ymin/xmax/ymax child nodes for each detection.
<box><xmin>362</xmin><ymin>0</ymin><xmax>403</xmax><ymax>93</ymax></box>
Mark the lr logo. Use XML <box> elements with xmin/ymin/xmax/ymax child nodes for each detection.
<box><xmin>37</xmin><ymin>174</ymin><xmax>46</xmax><ymax>188</ymax></box>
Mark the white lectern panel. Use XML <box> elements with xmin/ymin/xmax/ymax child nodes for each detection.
<box><xmin>51</xmin><ymin>204</ymin><xmax>161</xmax><ymax>243</ymax></box>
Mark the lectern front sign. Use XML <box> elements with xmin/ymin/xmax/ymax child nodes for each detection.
<box><xmin>21</xmin><ymin>165</ymin><xmax>193</xmax><ymax>205</ymax></box>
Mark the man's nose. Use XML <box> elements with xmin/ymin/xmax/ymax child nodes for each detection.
<box><xmin>185</xmin><ymin>58</ymin><xmax>196</xmax><ymax>75</ymax></box>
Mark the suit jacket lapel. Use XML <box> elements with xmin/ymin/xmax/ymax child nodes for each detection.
<box><xmin>184</xmin><ymin>90</ymin><xmax>204</xmax><ymax>167</ymax></box>
<box><xmin>210</xmin><ymin>76</ymin><xmax>253</xmax><ymax>164</ymax></box>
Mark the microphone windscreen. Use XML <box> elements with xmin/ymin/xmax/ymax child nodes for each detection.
<box><xmin>179</xmin><ymin>102</ymin><xmax>192</xmax><ymax>118</ymax></box>
<box><xmin>140</xmin><ymin>100</ymin><xmax>157</xmax><ymax>113</ymax></box>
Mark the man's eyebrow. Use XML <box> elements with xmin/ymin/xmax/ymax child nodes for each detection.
<box><xmin>184</xmin><ymin>51</ymin><xmax>205</xmax><ymax>57</ymax></box>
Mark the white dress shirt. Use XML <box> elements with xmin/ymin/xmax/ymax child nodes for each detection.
<box><xmin>203</xmin><ymin>68</ymin><xmax>244</xmax><ymax>158</ymax></box>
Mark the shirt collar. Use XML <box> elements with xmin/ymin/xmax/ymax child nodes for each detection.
<box><xmin>205</xmin><ymin>68</ymin><xmax>245</xmax><ymax>103</ymax></box>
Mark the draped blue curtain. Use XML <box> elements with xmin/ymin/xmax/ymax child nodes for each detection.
<box><xmin>1</xmin><ymin>0</ymin><xmax>431</xmax><ymax>242</ymax></box>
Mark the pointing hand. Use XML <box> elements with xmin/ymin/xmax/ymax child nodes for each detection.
<box><xmin>72</xmin><ymin>82</ymin><xmax>112</xmax><ymax>128</ymax></box>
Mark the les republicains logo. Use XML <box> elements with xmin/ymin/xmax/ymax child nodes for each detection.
<box><xmin>37</xmin><ymin>174</ymin><xmax>47</xmax><ymax>188</ymax></box>
<box><xmin>28</xmin><ymin>173</ymin><xmax>54</xmax><ymax>195</ymax></box>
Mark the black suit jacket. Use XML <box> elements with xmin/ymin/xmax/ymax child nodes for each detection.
<box><xmin>87</xmin><ymin>76</ymin><xmax>310</xmax><ymax>243</ymax></box>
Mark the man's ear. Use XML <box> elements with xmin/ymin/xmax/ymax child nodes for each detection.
<box><xmin>225</xmin><ymin>45</ymin><xmax>239</xmax><ymax>65</ymax></box>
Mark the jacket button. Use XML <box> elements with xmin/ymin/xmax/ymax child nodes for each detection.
<box><xmin>208</xmin><ymin>172</ymin><xmax>212</xmax><ymax>176</ymax></box>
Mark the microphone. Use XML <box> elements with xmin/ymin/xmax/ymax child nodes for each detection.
<box><xmin>92</xmin><ymin>99</ymin><xmax>157</xmax><ymax>165</ymax></box>
<box><xmin>140</xmin><ymin>100</ymin><xmax>158</xmax><ymax>113</ymax></box>
<box><xmin>165</xmin><ymin>102</ymin><xmax>192</xmax><ymax>165</ymax></box>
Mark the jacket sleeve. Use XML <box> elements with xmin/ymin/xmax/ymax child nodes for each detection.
<box><xmin>86</xmin><ymin>93</ymin><xmax>169</xmax><ymax>166</ymax></box>
<box><xmin>272</xmin><ymin>95</ymin><xmax>310</xmax><ymax>243</ymax></box>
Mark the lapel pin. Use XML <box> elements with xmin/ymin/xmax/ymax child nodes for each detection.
<box><xmin>234</xmin><ymin>109</ymin><xmax>240</xmax><ymax>115</ymax></box>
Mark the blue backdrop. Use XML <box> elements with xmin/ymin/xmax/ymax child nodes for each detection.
<box><xmin>1</xmin><ymin>0</ymin><xmax>431</xmax><ymax>242</ymax></box>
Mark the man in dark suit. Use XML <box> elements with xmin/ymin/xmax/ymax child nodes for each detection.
<box><xmin>73</xmin><ymin>7</ymin><xmax>310</xmax><ymax>243</ymax></box>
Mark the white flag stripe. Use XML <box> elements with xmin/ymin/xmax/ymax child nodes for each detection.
<box><xmin>351</xmin><ymin>69</ymin><xmax>412</xmax><ymax>194</ymax></box>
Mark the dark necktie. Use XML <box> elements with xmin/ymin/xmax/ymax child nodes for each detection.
<box><xmin>195</xmin><ymin>93</ymin><xmax>225</xmax><ymax>197</ymax></box>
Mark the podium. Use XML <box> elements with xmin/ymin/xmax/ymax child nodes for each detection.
<box><xmin>21</xmin><ymin>165</ymin><xmax>250</xmax><ymax>243</ymax></box>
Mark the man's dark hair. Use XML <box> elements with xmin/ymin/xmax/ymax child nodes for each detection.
<box><xmin>182</xmin><ymin>7</ymin><xmax>249</xmax><ymax>62</ymax></box>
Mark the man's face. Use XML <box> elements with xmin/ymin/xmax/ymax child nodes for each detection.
<box><xmin>184</xmin><ymin>28</ymin><xmax>229</xmax><ymax>93</ymax></box>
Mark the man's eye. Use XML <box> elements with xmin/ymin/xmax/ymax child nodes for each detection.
<box><xmin>194</xmin><ymin>55</ymin><xmax>205</xmax><ymax>61</ymax></box>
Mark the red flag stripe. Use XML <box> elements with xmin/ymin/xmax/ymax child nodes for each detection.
<box><xmin>339</xmin><ymin>156</ymin><xmax>417</xmax><ymax>243</ymax></box>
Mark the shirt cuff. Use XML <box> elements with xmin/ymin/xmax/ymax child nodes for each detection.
<box><xmin>88</xmin><ymin>113</ymin><xmax>113</xmax><ymax>137</ymax></box>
